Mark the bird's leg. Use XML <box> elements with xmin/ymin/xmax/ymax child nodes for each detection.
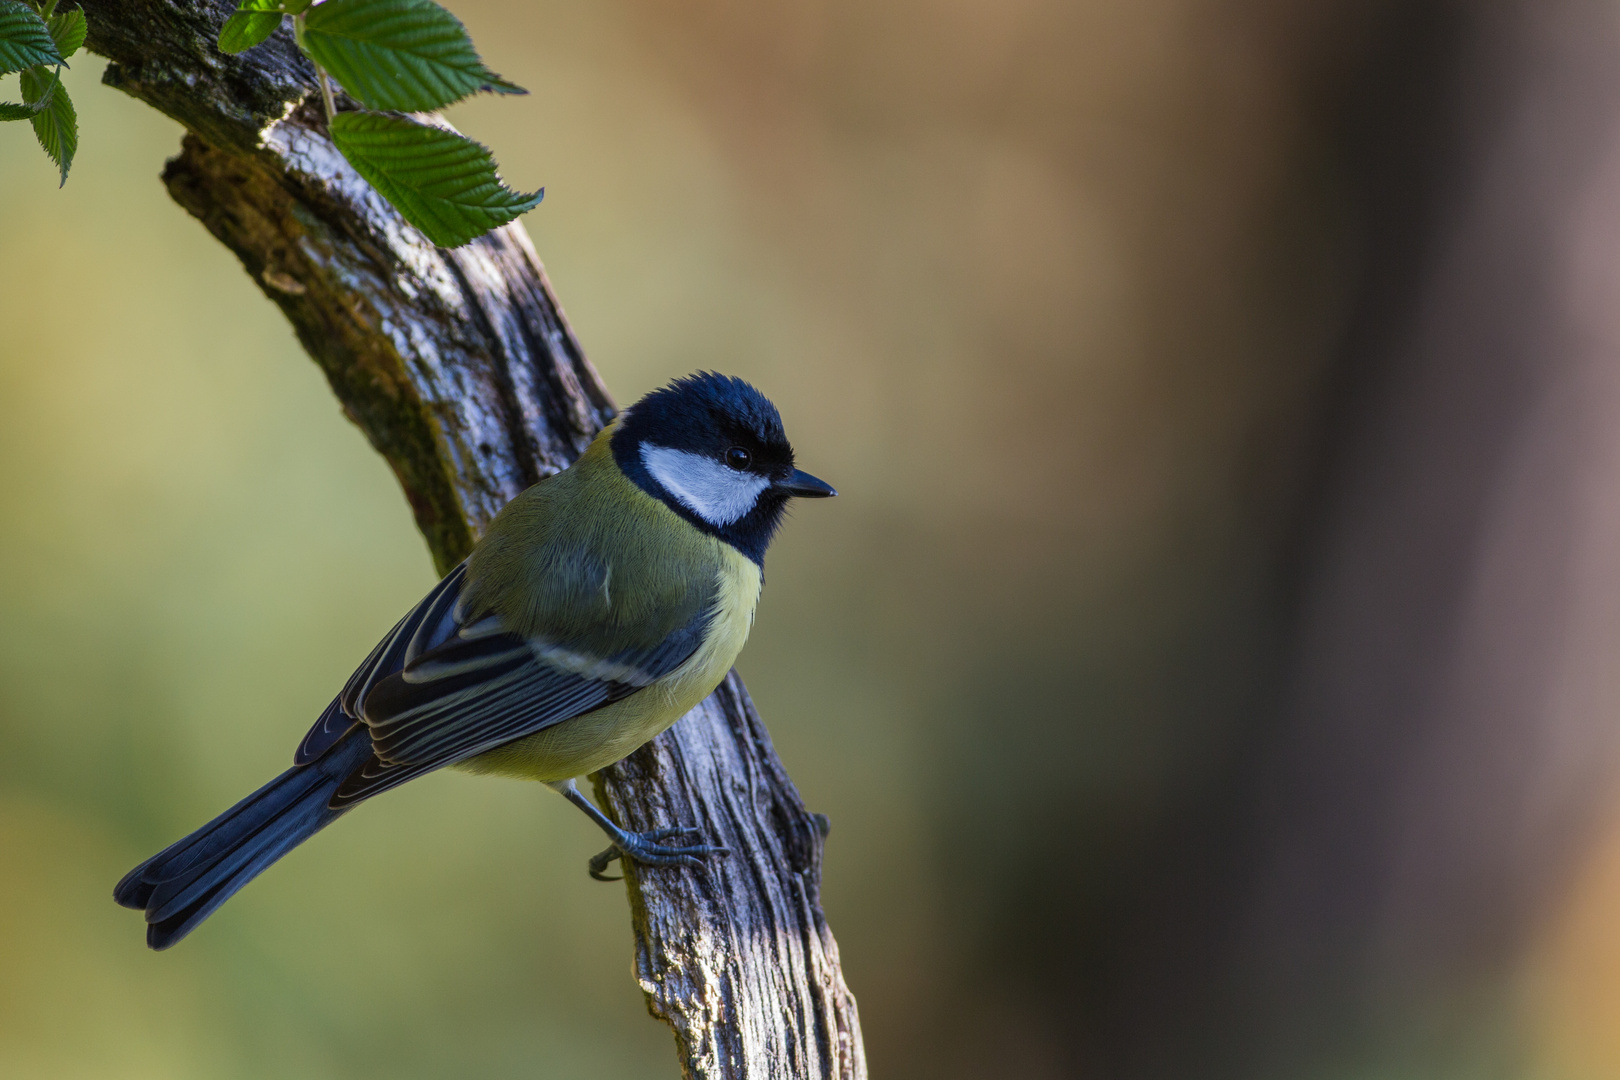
<box><xmin>547</xmin><ymin>778</ymin><xmax>729</xmax><ymax>881</ymax></box>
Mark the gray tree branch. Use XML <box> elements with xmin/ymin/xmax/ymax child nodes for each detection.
<box><xmin>80</xmin><ymin>3</ymin><xmax>864</xmax><ymax>1076</ymax></box>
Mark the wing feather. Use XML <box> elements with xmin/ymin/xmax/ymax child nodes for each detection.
<box><xmin>324</xmin><ymin>587</ymin><xmax>714</xmax><ymax>807</ymax></box>
<box><xmin>331</xmin><ymin>665</ymin><xmax>628</xmax><ymax>806</ymax></box>
<box><xmin>293</xmin><ymin>694</ymin><xmax>355</xmax><ymax>767</ymax></box>
<box><xmin>293</xmin><ymin>563</ymin><xmax>469</xmax><ymax>766</ymax></box>
<box><xmin>341</xmin><ymin>564</ymin><xmax>468</xmax><ymax>714</ymax></box>
<box><xmin>292</xmin><ymin>505</ymin><xmax>723</xmax><ymax>812</ymax></box>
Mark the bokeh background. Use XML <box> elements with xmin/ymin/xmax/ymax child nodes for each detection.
<box><xmin>5</xmin><ymin>0</ymin><xmax>1620</xmax><ymax>1076</ymax></box>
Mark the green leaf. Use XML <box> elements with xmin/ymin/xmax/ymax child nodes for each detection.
<box><xmin>328</xmin><ymin>111</ymin><xmax>541</xmax><ymax>247</ymax></box>
<box><xmin>0</xmin><ymin>0</ymin><xmax>61</xmax><ymax>74</ymax></box>
<box><xmin>0</xmin><ymin>59</ymin><xmax>52</xmax><ymax>119</ymax></box>
<box><xmin>22</xmin><ymin>62</ymin><xmax>74</xmax><ymax>184</ymax></box>
<box><xmin>0</xmin><ymin>98</ymin><xmax>43</xmax><ymax>119</ymax></box>
<box><xmin>302</xmin><ymin>0</ymin><xmax>524</xmax><ymax>113</ymax></box>
<box><xmin>219</xmin><ymin>10</ymin><xmax>282</xmax><ymax>53</ymax></box>
<box><xmin>218</xmin><ymin>0</ymin><xmax>287</xmax><ymax>54</ymax></box>
<box><xmin>44</xmin><ymin>5</ymin><xmax>81</xmax><ymax>59</ymax></box>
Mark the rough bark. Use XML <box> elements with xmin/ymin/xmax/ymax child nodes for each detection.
<box><xmin>81</xmin><ymin>3</ymin><xmax>864</xmax><ymax>1076</ymax></box>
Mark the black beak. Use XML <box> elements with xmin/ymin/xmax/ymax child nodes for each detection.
<box><xmin>777</xmin><ymin>469</ymin><xmax>837</xmax><ymax>498</ymax></box>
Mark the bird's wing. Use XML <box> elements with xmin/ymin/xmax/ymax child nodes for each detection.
<box><xmin>322</xmin><ymin>564</ymin><xmax>717</xmax><ymax>808</ymax></box>
<box><xmin>293</xmin><ymin>563</ymin><xmax>467</xmax><ymax>765</ymax></box>
<box><xmin>291</xmin><ymin>563</ymin><xmax>469</xmax><ymax>766</ymax></box>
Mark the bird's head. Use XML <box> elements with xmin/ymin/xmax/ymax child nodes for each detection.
<box><xmin>611</xmin><ymin>372</ymin><xmax>835</xmax><ymax>563</ymax></box>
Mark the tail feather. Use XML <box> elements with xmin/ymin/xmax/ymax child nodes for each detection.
<box><xmin>117</xmin><ymin>758</ymin><xmax>332</xmax><ymax>903</ymax></box>
<box><xmin>145</xmin><ymin>784</ymin><xmax>332</xmax><ymax>924</ymax></box>
<box><xmin>114</xmin><ymin>729</ymin><xmax>372</xmax><ymax>950</ymax></box>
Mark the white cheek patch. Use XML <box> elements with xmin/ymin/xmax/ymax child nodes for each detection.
<box><xmin>641</xmin><ymin>443</ymin><xmax>770</xmax><ymax>526</ymax></box>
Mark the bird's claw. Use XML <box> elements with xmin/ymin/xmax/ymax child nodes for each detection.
<box><xmin>587</xmin><ymin>826</ymin><xmax>730</xmax><ymax>882</ymax></box>
<box><xmin>588</xmin><ymin>847</ymin><xmax>623</xmax><ymax>881</ymax></box>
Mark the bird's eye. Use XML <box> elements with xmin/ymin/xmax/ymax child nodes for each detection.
<box><xmin>725</xmin><ymin>446</ymin><xmax>752</xmax><ymax>471</ymax></box>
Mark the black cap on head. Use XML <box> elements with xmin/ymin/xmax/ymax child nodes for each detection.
<box><xmin>611</xmin><ymin>372</ymin><xmax>833</xmax><ymax>563</ymax></box>
<box><xmin>620</xmin><ymin>372</ymin><xmax>790</xmax><ymax>459</ymax></box>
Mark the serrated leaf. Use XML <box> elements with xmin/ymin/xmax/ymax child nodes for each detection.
<box><xmin>0</xmin><ymin>59</ymin><xmax>52</xmax><ymax>119</ymax></box>
<box><xmin>21</xmin><ymin>63</ymin><xmax>73</xmax><ymax>184</ymax></box>
<box><xmin>329</xmin><ymin>111</ymin><xmax>541</xmax><ymax>247</ymax></box>
<box><xmin>218</xmin><ymin>0</ymin><xmax>287</xmax><ymax>54</ymax></box>
<box><xmin>0</xmin><ymin>0</ymin><xmax>61</xmax><ymax>74</ymax></box>
<box><xmin>302</xmin><ymin>0</ymin><xmax>524</xmax><ymax>113</ymax></box>
<box><xmin>219</xmin><ymin>12</ymin><xmax>281</xmax><ymax>53</ymax></box>
<box><xmin>45</xmin><ymin>6</ymin><xmax>81</xmax><ymax>58</ymax></box>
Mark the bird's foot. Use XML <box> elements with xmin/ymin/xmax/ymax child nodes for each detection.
<box><xmin>588</xmin><ymin>826</ymin><xmax>730</xmax><ymax>882</ymax></box>
<box><xmin>549</xmin><ymin>778</ymin><xmax>729</xmax><ymax>881</ymax></box>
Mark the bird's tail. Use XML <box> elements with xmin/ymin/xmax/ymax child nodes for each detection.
<box><xmin>114</xmin><ymin>727</ymin><xmax>372</xmax><ymax>950</ymax></box>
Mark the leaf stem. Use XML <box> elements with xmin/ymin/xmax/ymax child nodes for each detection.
<box><xmin>317</xmin><ymin>64</ymin><xmax>338</xmax><ymax>123</ymax></box>
<box><xmin>292</xmin><ymin>13</ymin><xmax>338</xmax><ymax>125</ymax></box>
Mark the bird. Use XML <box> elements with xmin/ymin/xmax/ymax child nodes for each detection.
<box><xmin>114</xmin><ymin>372</ymin><xmax>835</xmax><ymax>950</ymax></box>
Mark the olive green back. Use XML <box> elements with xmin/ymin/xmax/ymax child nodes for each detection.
<box><xmin>460</xmin><ymin>425</ymin><xmax>721</xmax><ymax>656</ymax></box>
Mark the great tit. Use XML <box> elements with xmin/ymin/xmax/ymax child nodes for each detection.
<box><xmin>114</xmin><ymin>372</ymin><xmax>835</xmax><ymax>950</ymax></box>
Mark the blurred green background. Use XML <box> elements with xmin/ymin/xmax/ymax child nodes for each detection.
<box><xmin>6</xmin><ymin>0</ymin><xmax>1620</xmax><ymax>1077</ymax></box>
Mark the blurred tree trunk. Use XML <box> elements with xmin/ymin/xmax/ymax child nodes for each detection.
<box><xmin>1223</xmin><ymin>1</ymin><xmax>1620</xmax><ymax>1073</ymax></box>
<box><xmin>877</xmin><ymin>2</ymin><xmax>1620</xmax><ymax>1077</ymax></box>
<box><xmin>1077</xmin><ymin>2</ymin><xmax>1620</xmax><ymax>1076</ymax></box>
<box><xmin>80</xmin><ymin>3</ymin><xmax>864</xmax><ymax>1077</ymax></box>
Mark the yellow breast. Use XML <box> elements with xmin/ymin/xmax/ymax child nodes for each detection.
<box><xmin>457</xmin><ymin>541</ymin><xmax>761</xmax><ymax>783</ymax></box>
